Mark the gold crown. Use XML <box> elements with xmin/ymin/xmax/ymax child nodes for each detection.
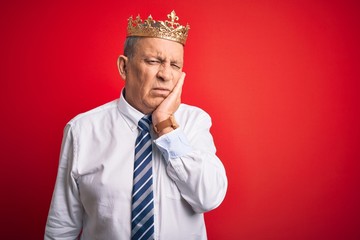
<box><xmin>127</xmin><ymin>10</ymin><xmax>190</xmax><ymax>45</ymax></box>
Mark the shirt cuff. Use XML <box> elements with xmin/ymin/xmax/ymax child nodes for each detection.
<box><xmin>154</xmin><ymin>128</ymin><xmax>193</xmax><ymax>163</ymax></box>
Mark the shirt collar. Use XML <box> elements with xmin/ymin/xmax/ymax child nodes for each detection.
<box><xmin>117</xmin><ymin>88</ymin><xmax>148</xmax><ymax>132</ymax></box>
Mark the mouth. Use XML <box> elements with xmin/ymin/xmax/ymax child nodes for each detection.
<box><xmin>152</xmin><ymin>88</ymin><xmax>171</xmax><ymax>96</ymax></box>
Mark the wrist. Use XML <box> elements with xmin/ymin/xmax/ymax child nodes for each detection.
<box><xmin>153</xmin><ymin>115</ymin><xmax>178</xmax><ymax>135</ymax></box>
<box><xmin>157</xmin><ymin>126</ymin><xmax>174</xmax><ymax>136</ymax></box>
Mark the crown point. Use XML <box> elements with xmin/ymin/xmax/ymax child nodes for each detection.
<box><xmin>168</xmin><ymin>10</ymin><xmax>178</xmax><ymax>22</ymax></box>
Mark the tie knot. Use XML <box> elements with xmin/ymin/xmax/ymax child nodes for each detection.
<box><xmin>138</xmin><ymin>115</ymin><xmax>152</xmax><ymax>132</ymax></box>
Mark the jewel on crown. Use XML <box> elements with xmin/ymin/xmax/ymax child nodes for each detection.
<box><xmin>127</xmin><ymin>10</ymin><xmax>190</xmax><ymax>45</ymax></box>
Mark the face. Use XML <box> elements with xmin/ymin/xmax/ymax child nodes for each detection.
<box><xmin>118</xmin><ymin>38</ymin><xmax>184</xmax><ymax>114</ymax></box>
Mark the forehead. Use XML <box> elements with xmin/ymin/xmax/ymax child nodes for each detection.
<box><xmin>135</xmin><ymin>37</ymin><xmax>184</xmax><ymax>60</ymax></box>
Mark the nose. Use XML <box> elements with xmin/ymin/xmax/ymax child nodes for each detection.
<box><xmin>156</xmin><ymin>63</ymin><xmax>173</xmax><ymax>82</ymax></box>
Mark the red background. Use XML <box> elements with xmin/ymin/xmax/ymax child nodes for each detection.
<box><xmin>1</xmin><ymin>0</ymin><xmax>359</xmax><ymax>239</ymax></box>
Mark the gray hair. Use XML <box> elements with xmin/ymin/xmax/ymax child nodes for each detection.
<box><xmin>123</xmin><ymin>36</ymin><xmax>141</xmax><ymax>59</ymax></box>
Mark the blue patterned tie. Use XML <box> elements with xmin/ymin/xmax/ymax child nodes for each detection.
<box><xmin>131</xmin><ymin>115</ymin><xmax>154</xmax><ymax>240</ymax></box>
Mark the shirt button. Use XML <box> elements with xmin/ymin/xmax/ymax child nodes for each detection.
<box><xmin>170</xmin><ymin>151</ymin><xmax>176</xmax><ymax>157</ymax></box>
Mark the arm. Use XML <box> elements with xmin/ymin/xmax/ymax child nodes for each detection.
<box><xmin>152</xmin><ymin>72</ymin><xmax>227</xmax><ymax>213</ymax></box>
<box><xmin>45</xmin><ymin>124</ymin><xmax>83</xmax><ymax>239</ymax></box>
<box><xmin>154</xmin><ymin>111</ymin><xmax>228</xmax><ymax>213</ymax></box>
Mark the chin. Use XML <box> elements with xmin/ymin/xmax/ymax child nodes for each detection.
<box><xmin>145</xmin><ymin>98</ymin><xmax>164</xmax><ymax>110</ymax></box>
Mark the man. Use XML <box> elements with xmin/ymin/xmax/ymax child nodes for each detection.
<box><xmin>45</xmin><ymin>10</ymin><xmax>227</xmax><ymax>240</ymax></box>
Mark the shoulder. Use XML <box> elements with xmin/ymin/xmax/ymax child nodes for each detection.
<box><xmin>175</xmin><ymin>103</ymin><xmax>212</xmax><ymax>124</ymax></box>
<box><xmin>67</xmin><ymin>99</ymin><xmax>119</xmax><ymax>127</ymax></box>
<box><xmin>176</xmin><ymin>103</ymin><xmax>207</xmax><ymax>113</ymax></box>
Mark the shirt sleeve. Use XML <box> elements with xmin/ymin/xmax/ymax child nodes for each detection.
<box><xmin>45</xmin><ymin>124</ymin><xmax>83</xmax><ymax>239</ymax></box>
<box><xmin>153</xmin><ymin>129</ymin><xmax>193</xmax><ymax>163</ymax></box>
<box><xmin>154</xmin><ymin>111</ymin><xmax>228</xmax><ymax>213</ymax></box>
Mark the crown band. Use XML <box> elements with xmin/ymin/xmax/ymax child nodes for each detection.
<box><xmin>127</xmin><ymin>10</ymin><xmax>190</xmax><ymax>45</ymax></box>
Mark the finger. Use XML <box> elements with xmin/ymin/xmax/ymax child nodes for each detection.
<box><xmin>172</xmin><ymin>72</ymin><xmax>186</xmax><ymax>95</ymax></box>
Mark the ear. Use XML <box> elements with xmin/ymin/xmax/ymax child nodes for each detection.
<box><xmin>117</xmin><ymin>55</ymin><xmax>128</xmax><ymax>80</ymax></box>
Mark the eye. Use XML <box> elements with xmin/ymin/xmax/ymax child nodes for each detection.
<box><xmin>171</xmin><ymin>63</ymin><xmax>181</xmax><ymax>70</ymax></box>
<box><xmin>145</xmin><ymin>59</ymin><xmax>160</xmax><ymax>65</ymax></box>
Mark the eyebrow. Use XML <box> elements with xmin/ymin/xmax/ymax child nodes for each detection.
<box><xmin>147</xmin><ymin>55</ymin><xmax>183</xmax><ymax>64</ymax></box>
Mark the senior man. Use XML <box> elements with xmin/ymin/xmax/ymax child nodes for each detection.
<box><xmin>45</xmin><ymin>10</ymin><xmax>227</xmax><ymax>240</ymax></box>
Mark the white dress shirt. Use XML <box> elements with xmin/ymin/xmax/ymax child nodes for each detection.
<box><xmin>45</xmin><ymin>90</ymin><xmax>227</xmax><ymax>240</ymax></box>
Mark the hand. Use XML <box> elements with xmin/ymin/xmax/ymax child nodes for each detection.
<box><xmin>152</xmin><ymin>72</ymin><xmax>185</xmax><ymax>127</ymax></box>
